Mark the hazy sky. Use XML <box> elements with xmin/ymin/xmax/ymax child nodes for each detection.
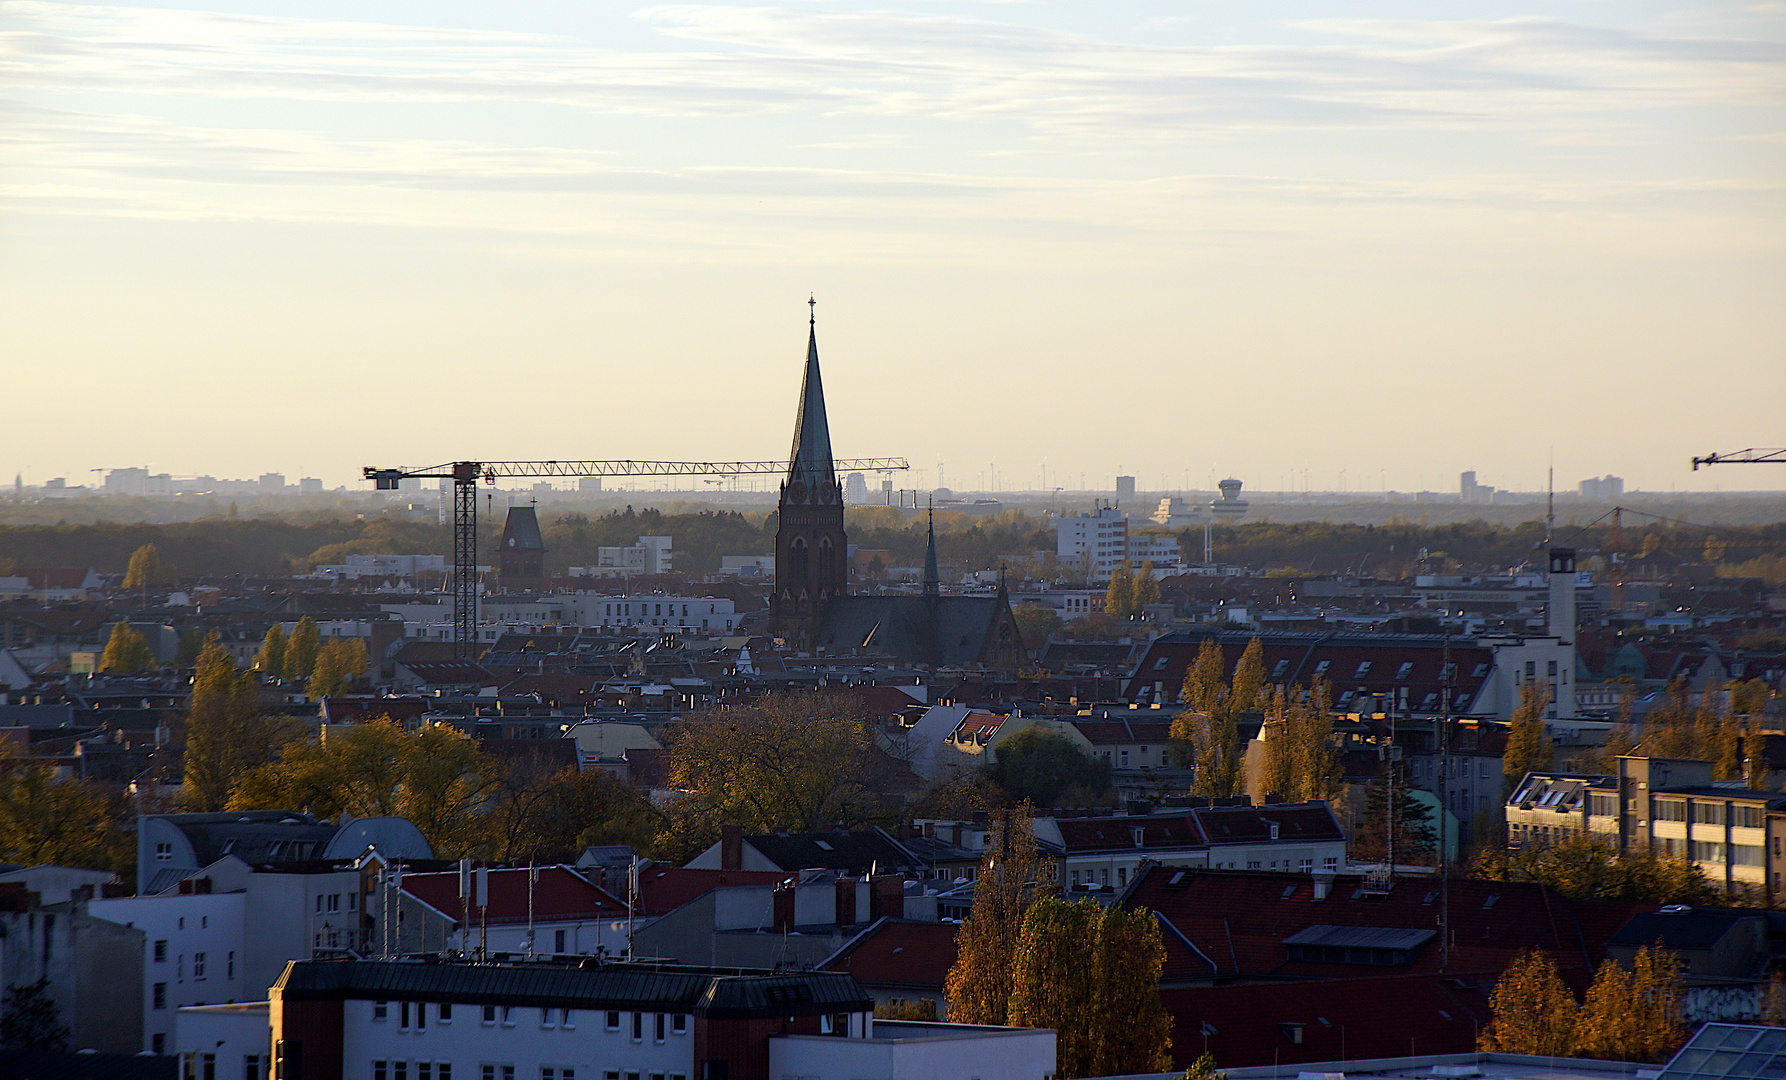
<box><xmin>3</xmin><ymin>1</ymin><xmax>1783</xmax><ymax>496</ymax></box>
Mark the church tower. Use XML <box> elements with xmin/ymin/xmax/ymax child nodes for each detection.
<box><xmin>773</xmin><ymin>301</ymin><xmax>848</xmax><ymax>647</ymax></box>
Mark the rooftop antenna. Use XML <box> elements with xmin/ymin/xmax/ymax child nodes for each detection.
<box><xmin>1546</xmin><ymin>463</ymin><xmax>1555</xmax><ymax>545</ymax></box>
<box><xmin>809</xmin><ymin>293</ymin><xmax>816</xmax><ymax>325</ymax></box>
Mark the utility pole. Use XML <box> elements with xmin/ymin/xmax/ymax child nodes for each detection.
<box><xmin>1439</xmin><ymin>635</ymin><xmax>1452</xmax><ymax>973</ymax></box>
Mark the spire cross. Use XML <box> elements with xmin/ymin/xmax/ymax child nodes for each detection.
<box><xmin>809</xmin><ymin>295</ymin><xmax>816</xmax><ymax>326</ymax></box>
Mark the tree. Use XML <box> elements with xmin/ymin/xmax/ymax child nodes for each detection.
<box><xmin>284</xmin><ymin>617</ymin><xmax>321</xmax><ymax>681</ymax></box>
<box><xmin>1352</xmin><ymin>759</ymin><xmax>1438</xmax><ymax>866</ymax></box>
<box><xmin>175</xmin><ymin>627</ymin><xmax>207</xmax><ymax>668</ymax></box>
<box><xmin>1006</xmin><ymin>897</ymin><xmax>1172</xmax><ymax>1077</ymax></box>
<box><xmin>253</xmin><ymin>625</ymin><xmax>288</xmax><ymax>676</ymax></box>
<box><xmin>1012</xmin><ymin>603</ymin><xmax>1063</xmax><ymax>648</ymax></box>
<box><xmin>99</xmin><ymin>622</ymin><xmax>155</xmax><ymax>673</ymax></box>
<box><xmin>0</xmin><ymin>977</ymin><xmax>70</xmax><ymax>1052</ymax></box>
<box><xmin>1479</xmin><ymin>833</ymin><xmax>1718</xmax><ymax>905</ymax></box>
<box><xmin>1594</xmin><ymin>688</ymin><xmax>1638</xmax><ymax>773</ymax></box>
<box><xmin>230</xmin><ymin>717</ymin><xmax>495</xmax><ymax>858</ymax></box>
<box><xmin>662</xmin><ymin>692</ymin><xmax>902</xmax><ymax>851</ymax></box>
<box><xmin>1573</xmin><ymin>946</ymin><xmax>1683</xmax><ymax>1062</ymax></box>
<box><xmin>944</xmin><ymin>806</ymin><xmax>1050</xmax><ymax>1026</ymax></box>
<box><xmin>180</xmin><ymin>635</ymin><xmax>298</xmax><ymax>813</ymax></box>
<box><xmin>1104</xmin><ymin>562</ymin><xmax>1135</xmax><ymax>619</ymax></box>
<box><xmin>1260</xmin><ymin>683</ymin><xmax>1340</xmax><ymax>804</ymax></box>
<box><xmin>1169</xmin><ymin>638</ymin><xmax>1250</xmax><ymax>798</ymax></box>
<box><xmin>484</xmin><ymin>758</ymin><xmax>659</xmax><ymax>864</ymax></box>
<box><xmin>0</xmin><ymin>743</ymin><xmax>119</xmax><ymax>871</ymax></box>
<box><xmin>307</xmin><ymin>636</ymin><xmax>368</xmax><ymax>700</ymax></box>
<box><xmin>1132</xmin><ymin>560</ymin><xmax>1161</xmax><ymax>610</ymax></box>
<box><xmin>1228</xmin><ymin>636</ymin><xmax>1266</xmax><ymax>715</ymax></box>
<box><xmin>122</xmin><ymin>543</ymin><xmax>172</xmax><ymax>588</ymax></box>
<box><xmin>1746</xmin><ymin>722</ymin><xmax>1769</xmax><ymax>791</ymax></box>
<box><xmin>1502</xmin><ymin>683</ymin><xmax>1554</xmax><ymax>794</ymax></box>
<box><xmin>987</xmin><ymin>727</ymin><xmax>1112</xmax><ymax>808</ymax></box>
<box><xmin>1479</xmin><ymin>948</ymin><xmax>1576</xmax><ymax>1056</ymax></box>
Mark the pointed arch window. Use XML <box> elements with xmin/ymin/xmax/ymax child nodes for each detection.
<box><xmin>789</xmin><ymin>537</ymin><xmax>810</xmax><ymax>579</ymax></box>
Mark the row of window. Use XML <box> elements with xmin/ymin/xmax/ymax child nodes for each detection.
<box><xmin>374</xmin><ymin>1003</ymin><xmax>688</xmax><ymax>1042</ymax></box>
<box><xmin>181</xmin><ymin>1052</ymin><xmax>262</xmax><ymax>1080</ymax></box>
<box><xmin>1651</xmin><ymin>801</ymin><xmax>1767</xmax><ymax>828</ymax></box>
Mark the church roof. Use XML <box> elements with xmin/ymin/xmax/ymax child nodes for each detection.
<box><xmin>817</xmin><ymin>595</ymin><xmax>1010</xmax><ymax>667</ymax></box>
<box><xmin>787</xmin><ymin>319</ymin><xmax>836</xmax><ymax>489</ymax></box>
<box><xmin>501</xmin><ymin>505</ymin><xmax>546</xmax><ymax>552</ymax></box>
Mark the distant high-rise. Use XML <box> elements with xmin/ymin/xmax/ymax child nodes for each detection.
<box><xmin>1210</xmin><ymin>478</ymin><xmax>1249</xmax><ymax>519</ymax></box>
<box><xmin>1578</xmin><ymin>475</ymin><xmax>1624</xmax><ymax>500</ymax></box>
<box><xmin>1460</xmin><ymin>471</ymin><xmax>1497</xmax><ymax>504</ymax></box>
<box><xmin>1115</xmin><ymin>475</ymin><xmax>1136</xmax><ymax>501</ymax></box>
<box><xmin>579</xmin><ymin>476</ymin><xmax>602</xmax><ymax>493</ymax></box>
<box><xmin>845</xmin><ymin>471</ymin><xmax>868</xmax><ymax>505</ymax></box>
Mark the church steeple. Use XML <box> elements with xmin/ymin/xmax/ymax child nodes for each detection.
<box><xmin>773</xmin><ymin>298</ymin><xmax>848</xmax><ymax>647</ymax></box>
<box><xmin>922</xmin><ymin>503</ymin><xmax>939</xmax><ymax>599</ymax></box>
<box><xmin>787</xmin><ymin>296</ymin><xmax>836</xmax><ymax>492</ymax></box>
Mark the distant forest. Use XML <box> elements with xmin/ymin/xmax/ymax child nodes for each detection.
<box><xmin>0</xmin><ymin>505</ymin><xmax>1781</xmax><ymax>584</ymax></box>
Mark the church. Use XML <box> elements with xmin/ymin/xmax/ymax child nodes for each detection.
<box><xmin>771</xmin><ymin>309</ymin><xmax>1025</xmax><ymax>670</ymax></box>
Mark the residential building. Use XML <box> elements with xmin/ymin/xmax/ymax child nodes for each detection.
<box><xmin>559</xmin><ymin>594</ymin><xmax>737</xmax><ymax>633</ymax></box>
<box><xmin>386</xmin><ymin>866</ymin><xmax>631</xmax><ymax>958</ymax></box>
<box><xmin>175</xmin><ymin>1002</ymin><xmax>271</xmax><ymax>1080</ymax></box>
<box><xmin>572</xmin><ymin>537</ymin><xmax>674</xmax><ymax>579</ymax></box>
<box><xmin>0</xmin><ymin>887</ymin><xmax>146</xmax><ymax>1055</ymax></box>
<box><xmin>135</xmin><ymin>812</ymin><xmax>431</xmax><ymax>897</ymax></box>
<box><xmin>89</xmin><ymin>890</ymin><xmax>248</xmax><ymax>1055</ymax></box>
<box><xmin>1056</xmin><ymin>504</ymin><xmax>1127</xmax><ymax>583</ymax></box>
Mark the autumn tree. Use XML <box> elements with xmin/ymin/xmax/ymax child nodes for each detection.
<box><xmin>1006</xmin><ymin>897</ymin><xmax>1172</xmax><ymax>1077</ymax></box>
<box><xmin>1260</xmin><ymin>683</ymin><xmax>1340</xmax><ymax>804</ymax></box>
<box><xmin>1169</xmin><ymin>638</ymin><xmax>1259</xmax><ymax>799</ymax></box>
<box><xmin>944</xmin><ymin>806</ymin><xmax>1051</xmax><ymax>1026</ymax></box>
<box><xmin>1479</xmin><ymin>948</ymin><xmax>1577</xmax><ymax>1056</ymax></box>
<box><xmin>284</xmin><ymin>616</ymin><xmax>321</xmax><ymax>681</ymax></box>
<box><xmin>483</xmin><ymin>755</ymin><xmax>659</xmax><ymax>864</ymax></box>
<box><xmin>1593</xmin><ymin>688</ymin><xmax>1638</xmax><ymax>773</ymax></box>
<box><xmin>1479</xmin><ymin>833</ymin><xmax>1717</xmax><ymax>905</ymax></box>
<box><xmin>229</xmin><ymin>717</ymin><xmax>494</xmax><ymax>858</ymax></box>
<box><xmin>175</xmin><ymin>627</ymin><xmax>207</xmax><ymax>668</ymax></box>
<box><xmin>0</xmin><ymin>743</ymin><xmax>119</xmax><ymax>871</ymax></box>
<box><xmin>1573</xmin><ymin>946</ymin><xmax>1683</xmax><ymax>1062</ymax></box>
<box><xmin>253</xmin><ymin>625</ymin><xmax>288</xmax><ymax>676</ymax></box>
<box><xmin>307</xmin><ymin>636</ymin><xmax>368</xmax><ymax>700</ymax></box>
<box><xmin>1012</xmin><ymin>603</ymin><xmax>1063</xmax><ymax>647</ymax></box>
<box><xmin>0</xmin><ymin>977</ymin><xmax>70</xmax><ymax>1052</ymax></box>
<box><xmin>99</xmin><ymin>622</ymin><xmax>155</xmax><ymax>674</ymax></box>
<box><xmin>1746</xmin><ymin>722</ymin><xmax>1769</xmax><ymax>791</ymax></box>
<box><xmin>1502</xmin><ymin>683</ymin><xmax>1554</xmax><ymax>794</ymax></box>
<box><xmin>1132</xmin><ymin>560</ymin><xmax>1162</xmax><ymax>610</ymax></box>
<box><xmin>1104</xmin><ymin>562</ymin><xmax>1135</xmax><ymax>619</ymax></box>
<box><xmin>122</xmin><ymin>543</ymin><xmax>173</xmax><ymax>588</ymax></box>
<box><xmin>180</xmin><ymin>635</ymin><xmax>295</xmax><ymax>812</ymax></box>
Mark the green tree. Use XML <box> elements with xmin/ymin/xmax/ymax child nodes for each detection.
<box><xmin>484</xmin><ymin>758</ymin><xmax>660</xmax><ymax>864</ymax></box>
<box><xmin>1012</xmin><ymin>603</ymin><xmax>1063</xmax><ymax>648</ymax></box>
<box><xmin>1007</xmin><ymin>897</ymin><xmax>1172</xmax><ymax>1077</ymax></box>
<box><xmin>1479</xmin><ymin>948</ymin><xmax>1577</xmax><ymax>1056</ymax></box>
<box><xmin>175</xmin><ymin>627</ymin><xmax>207</xmax><ymax>668</ymax></box>
<box><xmin>99</xmin><ymin>622</ymin><xmax>155</xmax><ymax>673</ymax></box>
<box><xmin>180</xmin><ymin>636</ymin><xmax>295</xmax><ymax>812</ymax></box>
<box><xmin>253</xmin><ymin>625</ymin><xmax>288</xmax><ymax>676</ymax></box>
<box><xmin>944</xmin><ymin>806</ymin><xmax>1050</xmax><ymax>1026</ymax></box>
<box><xmin>1481</xmin><ymin>833</ymin><xmax>1718</xmax><ymax>905</ymax></box>
<box><xmin>284</xmin><ymin>617</ymin><xmax>321</xmax><ymax>681</ymax></box>
<box><xmin>121</xmin><ymin>543</ymin><xmax>173</xmax><ymax>588</ymax></box>
<box><xmin>987</xmin><ymin>727</ymin><xmax>1112</xmax><ymax>808</ymax></box>
<box><xmin>1352</xmin><ymin>759</ymin><xmax>1438</xmax><ymax>865</ymax></box>
<box><xmin>1502</xmin><ymin>683</ymin><xmax>1554</xmax><ymax>794</ymax></box>
<box><xmin>1104</xmin><ymin>562</ymin><xmax>1135</xmax><ymax>619</ymax></box>
<box><xmin>0</xmin><ymin>977</ymin><xmax>70</xmax><ymax>1052</ymax></box>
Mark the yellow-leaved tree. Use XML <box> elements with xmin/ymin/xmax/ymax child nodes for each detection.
<box><xmin>180</xmin><ymin>635</ymin><xmax>297</xmax><ymax>812</ymax></box>
<box><xmin>944</xmin><ymin>805</ymin><xmax>1049</xmax><ymax>1027</ymax></box>
<box><xmin>252</xmin><ymin>625</ymin><xmax>287</xmax><ymax>675</ymax></box>
<box><xmin>1169</xmin><ymin>636</ymin><xmax>1264</xmax><ymax>799</ymax></box>
<box><xmin>284</xmin><ymin>616</ymin><xmax>321</xmax><ymax>681</ymax></box>
<box><xmin>0</xmin><ymin>741</ymin><xmax>120</xmax><ymax>871</ymax></box>
<box><xmin>122</xmin><ymin>543</ymin><xmax>173</xmax><ymax>589</ymax></box>
<box><xmin>1006</xmin><ymin>897</ymin><xmax>1172</xmax><ymax>1077</ymax></box>
<box><xmin>1502</xmin><ymin>683</ymin><xmax>1554</xmax><ymax>795</ymax></box>
<box><xmin>1479</xmin><ymin>948</ymin><xmax>1576</xmax><ymax>1056</ymax></box>
<box><xmin>100</xmin><ymin>622</ymin><xmax>155</xmax><ymax>674</ymax></box>
<box><xmin>1104</xmin><ymin>562</ymin><xmax>1135</xmax><ymax>619</ymax></box>
<box><xmin>306</xmin><ymin>637</ymin><xmax>369</xmax><ymax>700</ymax></box>
<box><xmin>1574</xmin><ymin>946</ymin><xmax>1683</xmax><ymax>1063</ymax></box>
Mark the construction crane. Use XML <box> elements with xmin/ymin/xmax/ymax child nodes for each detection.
<box><xmin>364</xmin><ymin>458</ymin><xmax>910</xmax><ymax>656</ymax></box>
<box><xmin>1692</xmin><ymin>449</ymin><xmax>1786</xmax><ymax>469</ymax></box>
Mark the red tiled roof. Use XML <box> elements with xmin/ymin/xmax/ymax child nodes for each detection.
<box><xmin>822</xmin><ymin>920</ymin><xmax>958</xmax><ymax>991</ymax></box>
<box><xmin>1195</xmin><ymin>804</ymin><xmax>1343</xmax><ymax>846</ymax></box>
<box><xmin>1160</xmin><ymin>974</ymin><xmax>1492</xmax><ymax>1069</ymax></box>
<box><xmin>399</xmin><ymin>866</ymin><xmax>624</xmax><ymax>925</ymax></box>
<box><xmin>950</xmin><ymin>712</ymin><xmax>1006</xmax><ymax>741</ymax></box>
<box><xmin>633</xmin><ymin>867</ymin><xmax>795</xmax><ymax>916</ymax></box>
<box><xmin>1125</xmin><ymin>866</ymin><xmax>1656</xmax><ymax>987</ymax></box>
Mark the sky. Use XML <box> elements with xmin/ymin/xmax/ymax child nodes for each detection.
<box><xmin>2</xmin><ymin>1</ymin><xmax>1783</xmax><ymax>497</ymax></box>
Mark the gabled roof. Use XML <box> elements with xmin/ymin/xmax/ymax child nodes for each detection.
<box><xmin>1194</xmin><ymin>804</ymin><xmax>1344</xmax><ymax>846</ymax></box>
<box><xmin>1610</xmin><ymin>908</ymin><xmax>1764</xmax><ymax>951</ymax></box>
<box><xmin>821</xmin><ymin>919</ymin><xmax>958</xmax><ymax>990</ymax></box>
<box><xmin>398</xmin><ymin>865</ymin><xmax>625</xmax><ymax>925</ymax></box>
<box><xmin>817</xmin><ymin>595</ymin><xmax>1014</xmax><ymax>668</ymax></box>
<box><xmin>1056</xmin><ymin>814</ymin><xmax>1207</xmax><ymax>855</ymax></box>
<box><xmin>744</xmin><ymin>828</ymin><xmax>919</xmax><ymax>874</ymax></box>
<box><xmin>634</xmin><ymin>866</ymin><xmax>796</xmax><ymax>916</ymax></box>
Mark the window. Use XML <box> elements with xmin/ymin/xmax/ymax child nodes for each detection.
<box><xmin>228</xmin><ymin>952</ymin><xmax>235</xmax><ymax>979</ymax></box>
<box><xmin>561</xmin><ymin>1009</ymin><xmax>574</xmax><ymax>1028</ymax></box>
<box><xmin>1313</xmin><ymin>660</ymin><xmax>1331</xmax><ymax>675</ymax></box>
<box><xmin>482</xmin><ymin>1005</ymin><xmax>497</xmax><ymax>1025</ymax></box>
<box><xmin>194</xmin><ymin>952</ymin><xmax>206</xmax><ymax>980</ymax></box>
<box><xmin>1733</xmin><ymin>845</ymin><xmax>1766</xmax><ymax>867</ymax></box>
<box><xmin>418</xmin><ymin>1002</ymin><xmax>426</xmax><ymax>1030</ymax></box>
<box><xmin>419</xmin><ymin>1066</ymin><xmax>432</xmax><ymax>1080</ymax></box>
<box><xmin>672</xmin><ymin>1014</ymin><xmax>687</xmax><ymax>1035</ymax></box>
<box><xmin>153</xmin><ymin>1034</ymin><xmax>166</xmax><ymax>1055</ymax></box>
<box><xmin>244</xmin><ymin>1056</ymin><xmax>262</xmax><ymax>1080</ymax></box>
<box><xmin>376</xmin><ymin>1001</ymin><xmax>390</xmax><ymax>1022</ymax></box>
<box><xmin>1353</xmin><ymin>661</ymin><xmax>1371</xmax><ymax>679</ymax></box>
<box><xmin>439</xmin><ymin>1003</ymin><xmax>452</xmax><ymax>1023</ymax></box>
<box><xmin>540</xmin><ymin>1008</ymin><xmax>555</xmax><ymax>1028</ymax></box>
<box><xmin>1395</xmin><ymin>662</ymin><xmax>1414</xmax><ymax>681</ymax></box>
<box><xmin>155</xmin><ymin>842</ymin><xmax>172</xmax><ymax>862</ymax></box>
<box><xmin>606</xmin><ymin>1011</ymin><xmax>620</xmax><ymax>1031</ymax></box>
<box><xmin>328</xmin><ymin>894</ymin><xmax>341</xmax><ymax>913</ymax></box>
<box><xmin>1322</xmin><ymin>857</ymin><xmax>1339</xmax><ymax>870</ymax></box>
<box><xmin>401</xmin><ymin>1001</ymin><xmax>411</xmax><ymax>1028</ymax></box>
<box><xmin>633</xmin><ymin>1012</ymin><xmax>643</xmax><ymax>1042</ymax></box>
<box><xmin>396</xmin><ymin>1064</ymin><xmax>409</xmax><ymax>1080</ymax></box>
<box><xmin>375</xmin><ymin>1063</ymin><xmax>389</xmax><ymax>1080</ymax></box>
<box><xmin>1695</xmin><ymin>802</ymin><xmax>1726</xmax><ymax>826</ymax></box>
<box><xmin>439</xmin><ymin>1067</ymin><xmax>451</xmax><ymax>1080</ymax></box>
<box><xmin>656</xmin><ymin>1012</ymin><xmax>666</xmax><ymax>1043</ymax></box>
<box><xmin>501</xmin><ymin>1006</ymin><xmax>514</xmax><ymax>1027</ymax></box>
<box><xmin>1271</xmin><ymin>660</ymin><xmax>1290</xmax><ymax>678</ymax></box>
<box><xmin>153</xmin><ymin>983</ymin><xmax>167</xmax><ymax>1010</ymax></box>
<box><xmin>554</xmin><ymin>930</ymin><xmax>566</xmax><ymax>953</ymax></box>
<box><xmin>154</xmin><ymin>940</ymin><xmax>167</xmax><ymax>963</ymax></box>
<box><xmin>1692</xmin><ymin>840</ymin><xmax>1727</xmax><ymax>864</ymax></box>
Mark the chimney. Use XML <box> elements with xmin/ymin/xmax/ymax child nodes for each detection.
<box><xmin>773</xmin><ymin>883</ymin><xmax>796</xmax><ymax>933</ymax></box>
<box><xmin>869</xmin><ymin>874</ymin><xmax>904</xmax><ymax>920</ymax></box>
<box><xmin>720</xmin><ymin>824</ymin><xmax>743</xmax><ymax>871</ymax></box>
<box><xmin>835</xmin><ymin>877</ymin><xmax>858</xmax><ymax>926</ymax></box>
<box><xmin>1548</xmin><ymin>547</ymin><xmax>1577</xmax><ymax>645</ymax></box>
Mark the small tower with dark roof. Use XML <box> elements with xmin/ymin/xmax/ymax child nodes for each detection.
<box><xmin>773</xmin><ymin>300</ymin><xmax>848</xmax><ymax>647</ymax></box>
<box><xmin>498</xmin><ymin>503</ymin><xmax>547</xmax><ymax>593</ymax></box>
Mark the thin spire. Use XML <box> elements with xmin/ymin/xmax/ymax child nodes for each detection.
<box><xmin>923</xmin><ymin>500</ymin><xmax>939</xmax><ymax>598</ymax></box>
<box><xmin>787</xmin><ymin>299</ymin><xmax>836</xmax><ymax>489</ymax></box>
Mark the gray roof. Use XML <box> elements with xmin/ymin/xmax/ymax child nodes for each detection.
<box><xmin>164</xmin><ymin>811</ymin><xmax>338</xmax><ymax>867</ymax></box>
<box><xmin>745</xmin><ymin>828</ymin><xmax>920</xmax><ymax>874</ymax></box>
<box><xmin>786</xmin><ymin>322</ymin><xmax>835</xmax><ymax>489</ymax></box>
<box><xmin>1282</xmin><ymin>924</ymin><xmax>1437</xmax><ymax>951</ymax></box>
<box><xmin>502</xmin><ymin>506</ymin><xmax>546</xmax><ymax>552</ymax></box>
<box><xmin>273</xmin><ymin>959</ymin><xmax>872</xmax><ymax>1019</ymax></box>
<box><xmin>817</xmin><ymin>595</ymin><xmax>1009</xmax><ymax>667</ymax></box>
<box><xmin>1611</xmin><ymin>909</ymin><xmax>1761</xmax><ymax>951</ymax></box>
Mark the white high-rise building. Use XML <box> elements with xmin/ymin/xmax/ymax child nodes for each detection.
<box><xmin>1057</xmin><ymin>504</ymin><xmax>1128</xmax><ymax>583</ymax></box>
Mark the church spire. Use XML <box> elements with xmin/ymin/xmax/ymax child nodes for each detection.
<box><xmin>787</xmin><ymin>296</ymin><xmax>836</xmax><ymax>491</ymax></box>
<box><xmin>923</xmin><ymin>501</ymin><xmax>940</xmax><ymax>599</ymax></box>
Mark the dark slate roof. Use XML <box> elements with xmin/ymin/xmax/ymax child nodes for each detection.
<box><xmin>162</xmin><ymin>811</ymin><xmax>338</xmax><ymax>867</ymax></box>
<box><xmin>787</xmin><ymin>320</ymin><xmax>836</xmax><ymax>489</ymax></box>
<box><xmin>1611</xmin><ymin>909</ymin><xmax>1764</xmax><ymax>951</ymax></box>
<box><xmin>1193</xmin><ymin>803</ymin><xmax>1345</xmax><ymax>847</ymax></box>
<box><xmin>272</xmin><ymin>959</ymin><xmax>871</xmax><ymax>1019</ymax></box>
<box><xmin>502</xmin><ymin>506</ymin><xmax>546</xmax><ymax>552</ymax></box>
<box><xmin>744</xmin><ymin>828</ymin><xmax>920</xmax><ymax>874</ymax></box>
<box><xmin>816</xmin><ymin>595</ymin><xmax>1008</xmax><ymax>667</ymax></box>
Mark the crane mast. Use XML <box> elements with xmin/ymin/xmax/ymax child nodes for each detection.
<box><xmin>364</xmin><ymin>457</ymin><xmax>910</xmax><ymax>657</ymax></box>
